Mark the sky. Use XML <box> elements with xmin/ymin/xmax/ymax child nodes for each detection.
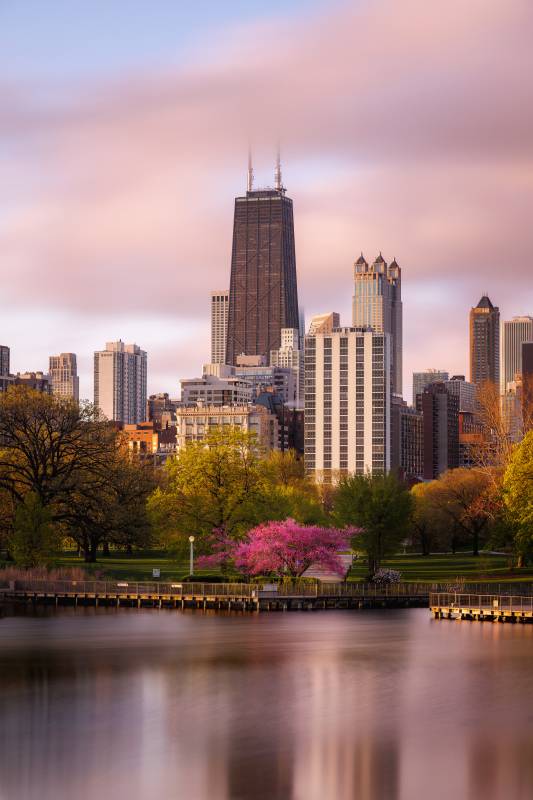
<box><xmin>2</xmin><ymin>0</ymin><xmax>533</xmax><ymax>402</ymax></box>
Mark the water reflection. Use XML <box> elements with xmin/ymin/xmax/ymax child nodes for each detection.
<box><xmin>0</xmin><ymin>607</ymin><xmax>531</xmax><ymax>800</ymax></box>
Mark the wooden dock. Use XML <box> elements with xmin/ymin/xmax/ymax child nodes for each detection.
<box><xmin>430</xmin><ymin>592</ymin><xmax>533</xmax><ymax>622</ymax></box>
<box><xmin>0</xmin><ymin>579</ymin><xmax>435</xmax><ymax>612</ymax></box>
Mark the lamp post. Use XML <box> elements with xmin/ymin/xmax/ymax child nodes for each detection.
<box><xmin>189</xmin><ymin>535</ymin><xmax>195</xmax><ymax>576</ymax></box>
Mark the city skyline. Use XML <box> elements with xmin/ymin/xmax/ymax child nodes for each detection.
<box><xmin>2</xmin><ymin>0</ymin><xmax>533</xmax><ymax>399</ymax></box>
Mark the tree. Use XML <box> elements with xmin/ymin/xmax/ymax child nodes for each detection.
<box><xmin>333</xmin><ymin>473</ymin><xmax>412</xmax><ymax>575</ymax></box>
<box><xmin>503</xmin><ymin>430</ymin><xmax>533</xmax><ymax>567</ymax></box>
<box><xmin>148</xmin><ymin>427</ymin><xmax>270</xmax><ymax>553</ymax></box>
<box><xmin>11</xmin><ymin>492</ymin><xmax>59</xmax><ymax>567</ymax></box>
<box><xmin>410</xmin><ymin>481</ymin><xmax>451</xmax><ymax>555</ymax></box>
<box><xmin>261</xmin><ymin>450</ymin><xmax>327</xmax><ymax>525</ymax></box>
<box><xmin>428</xmin><ymin>468</ymin><xmax>494</xmax><ymax>557</ymax></box>
<box><xmin>0</xmin><ymin>386</ymin><xmax>120</xmax><ymax>523</ymax></box>
<box><xmin>233</xmin><ymin>519</ymin><xmax>353</xmax><ymax>578</ymax></box>
<box><xmin>469</xmin><ymin>380</ymin><xmax>514</xmax><ymax>471</ymax></box>
<box><xmin>68</xmin><ymin>458</ymin><xmax>155</xmax><ymax>562</ymax></box>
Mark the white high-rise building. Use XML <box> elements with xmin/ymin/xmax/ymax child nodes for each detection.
<box><xmin>500</xmin><ymin>316</ymin><xmax>533</xmax><ymax>393</ymax></box>
<box><xmin>269</xmin><ymin>328</ymin><xmax>303</xmax><ymax>408</ymax></box>
<box><xmin>211</xmin><ymin>290</ymin><xmax>229</xmax><ymax>364</ymax></box>
<box><xmin>352</xmin><ymin>253</ymin><xmax>402</xmax><ymax>394</ymax></box>
<box><xmin>94</xmin><ymin>341</ymin><xmax>147</xmax><ymax>424</ymax></box>
<box><xmin>304</xmin><ymin>327</ymin><xmax>392</xmax><ymax>481</ymax></box>
<box><xmin>49</xmin><ymin>353</ymin><xmax>79</xmax><ymax>401</ymax></box>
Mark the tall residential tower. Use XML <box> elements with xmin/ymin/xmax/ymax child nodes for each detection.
<box><xmin>352</xmin><ymin>253</ymin><xmax>402</xmax><ymax>394</ymax></box>
<box><xmin>500</xmin><ymin>315</ymin><xmax>533</xmax><ymax>393</ymax></box>
<box><xmin>94</xmin><ymin>341</ymin><xmax>147</xmax><ymax>424</ymax></box>
<box><xmin>210</xmin><ymin>290</ymin><xmax>229</xmax><ymax>364</ymax></box>
<box><xmin>225</xmin><ymin>156</ymin><xmax>299</xmax><ymax>365</ymax></box>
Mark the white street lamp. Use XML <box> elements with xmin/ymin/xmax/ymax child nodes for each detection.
<box><xmin>189</xmin><ymin>535</ymin><xmax>195</xmax><ymax>576</ymax></box>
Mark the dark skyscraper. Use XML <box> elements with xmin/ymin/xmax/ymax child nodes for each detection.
<box><xmin>225</xmin><ymin>156</ymin><xmax>299</xmax><ymax>365</ymax></box>
<box><xmin>416</xmin><ymin>382</ymin><xmax>459</xmax><ymax>479</ymax></box>
<box><xmin>469</xmin><ymin>295</ymin><xmax>500</xmax><ymax>387</ymax></box>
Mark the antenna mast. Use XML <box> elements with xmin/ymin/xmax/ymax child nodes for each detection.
<box><xmin>247</xmin><ymin>147</ymin><xmax>254</xmax><ymax>192</ymax></box>
<box><xmin>275</xmin><ymin>143</ymin><xmax>283</xmax><ymax>191</ymax></box>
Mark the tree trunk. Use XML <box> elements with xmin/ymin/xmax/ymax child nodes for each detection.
<box><xmin>126</xmin><ymin>543</ymin><xmax>133</xmax><ymax>555</ymax></box>
<box><xmin>102</xmin><ymin>541</ymin><xmax>110</xmax><ymax>556</ymax></box>
<box><xmin>472</xmin><ymin>528</ymin><xmax>479</xmax><ymax>557</ymax></box>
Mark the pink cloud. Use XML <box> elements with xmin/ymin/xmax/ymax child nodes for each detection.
<box><xmin>1</xmin><ymin>0</ymin><xmax>533</xmax><ymax>395</ymax></box>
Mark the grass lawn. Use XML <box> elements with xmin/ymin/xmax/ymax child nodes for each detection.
<box><xmin>54</xmin><ymin>551</ymin><xmax>218</xmax><ymax>582</ymax></box>
<box><xmin>53</xmin><ymin>549</ymin><xmax>533</xmax><ymax>584</ymax></box>
<box><xmin>348</xmin><ymin>552</ymin><xmax>533</xmax><ymax>583</ymax></box>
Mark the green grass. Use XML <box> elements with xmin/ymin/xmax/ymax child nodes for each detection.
<box><xmin>53</xmin><ymin>550</ymin><xmax>533</xmax><ymax>584</ymax></box>
<box><xmin>54</xmin><ymin>551</ymin><xmax>219</xmax><ymax>582</ymax></box>
<box><xmin>348</xmin><ymin>552</ymin><xmax>533</xmax><ymax>583</ymax></box>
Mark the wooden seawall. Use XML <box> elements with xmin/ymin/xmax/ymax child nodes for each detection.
<box><xmin>0</xmin><ymin>579</ymin><xmax>435</xmax><ymax>611</ymax></box>
<box><xmin>430</xmin><ymin>592</ymin><xmax>533</xmax><ymax>623</ymax></box>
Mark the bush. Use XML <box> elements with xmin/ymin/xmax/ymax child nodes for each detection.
<box><xmin>372</xmin><ymin>568</ymin><xmax>402</xmax><ymax>585</ymax></box>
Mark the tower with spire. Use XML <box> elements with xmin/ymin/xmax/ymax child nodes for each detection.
<box><xmin>225</xmin><ymin>150</ymin><xmax>299</xmax><ymax>365</ymax></box>
<box><xmin>352</xmin><ymin>252</ymin><xmax>403</xmax><ymax>395</ymax></box>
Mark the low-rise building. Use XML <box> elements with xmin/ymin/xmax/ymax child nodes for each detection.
<box><xmin>174</xmin><ymin>404</ymin><xmax>278</xmax><ymax>452</ymax></box>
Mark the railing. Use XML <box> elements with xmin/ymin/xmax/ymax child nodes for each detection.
<box><xmin>262</xmin><ymin>582</ymin><xmax>435</xmax><ymax>598</ymax></box>
<box><xmin>430</xmin><ymin>592</ymin><xmax>533</xmax><ymax>613</ymax></box>
<box><xmin>5</xmin><ymin>579</ymin><xmax>255</xmax><ymax>599</ymax></box>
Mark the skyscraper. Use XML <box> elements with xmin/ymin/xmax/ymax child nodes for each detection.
<box><xmin>500</xmin><ymin>315</ymin><xmax>533</xmax><ymax>393</ymax></box>
<box><xmin>304</xmin><ymin>328</ymin><xmax>392</xmax><ymax>480</ymax></box>
<box><xmin>469</xmin><ymin>295</ymin><xmax>500</xmax><ymax>387</ymax></box>
<box><xmin>522</xmin><ymin>341</ymin><xmax>533</xmax><ymax>432</ymax></box>
<box><xmin>210</xmin><ymin>290</ymin><xmax>229</xmax><ymax>364</ymax></box>
<box><xmin>94</xmin><ymin>341</ymin><xmax>147</xmax><ymax>424</ymax></box>
<box><xmin>49</xmin><ymin>353</ymin><xmax>79</xmax><ymax>401</ymax></box>
<box><xmin>352</xmin><ymin>253</ymin><xmax>402</xmax><ymax>394</ymax></box>
<box><xmin>225</xmin><ymin>156</ymin><xmax>299</xmax><ymax>365</ymax></box>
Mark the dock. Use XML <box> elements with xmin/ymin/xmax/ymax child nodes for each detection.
<box><xmin>430</xmin><ymin>592</ymin><xmax>533</xmax><ymax>622</ymax></box>
<box><xmin>0</xmin><ymin>578</ymin><xmax>435</xmax><ymax>611</ymax></box>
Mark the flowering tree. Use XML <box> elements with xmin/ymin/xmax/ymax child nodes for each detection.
<box><xmin>232</xmin><ymin>519</ymin><xmax>355</xmax><ymax>578</ymax></box>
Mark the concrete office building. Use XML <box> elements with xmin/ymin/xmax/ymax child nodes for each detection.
<box><xmin>269</xmin><ymin>328</ymin><xmax>303</xmax><ymax>408</ymax></box>
<box><xmin>94</xmin><ymin>341</ymin><xmax>147</xmax><ymax>424</ymax></box>
<box><xmin>180</xmin><ymin>373</ymin><xmax>253</xmax><ymax>406</ymax></box>
<box><xmin>49</xmin><ymin>353</ymin><xmax>79</xmax><ymax>401</ymax></box>
<box><xmin>500</xmin><ymin>316</ymin><xmax>533</xmax><ymax>393</ymax></box>
<box><xmin>522</xmin><ymin>342</ymin><xmax>533</xmax><ymax>432</ymax></box>
<box><xmin>13</xmin><ymin>372</ymin><xmax>52</xmax><ymax>394</ymax></box>
<box><xmin>417</xmin><ymin>383</ymin><xmax>459</xmax><ymax>479</ymax></box>
<box><xmin>0</xmin><ymin>345</ymin><xmax>10</xmax><ymax>392</ymax></box>
<box><xmin>304</xmin><ymin>328</ymin><xmax>392</xmax><ymax>481</ymax></box>
<box><xmin>353</xmin><ymin>253</ymin><xmax>402</xmax><ymax>394</ymax></box>
<box><xmin>469</xmin><ymin>295</ymin><xmax>500</xmax><ymax>387</ymax></box>
<box><xmin>390</xmin><ymin>396</ymin><xmax>423</xmax><ymax>481</ymax></box>
<box><xmin>210</xmin><ymin>290</ymin><xmax>229</xmax><ymax>364</ymax></box>
<box><xmin>443</xmin><ymin>375</ymin><xmax>476</xmax><ymax>414</ymax></box>
<box><xmin>412</xmin><ymin>369</ymin><xmax>449</xmax><ymax>406</ymax></box>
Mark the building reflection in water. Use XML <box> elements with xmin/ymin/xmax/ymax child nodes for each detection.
<box><xmin>0</xmin><ymin>607</ymin><xmax>532</xmax><ymax>800</ymax></box>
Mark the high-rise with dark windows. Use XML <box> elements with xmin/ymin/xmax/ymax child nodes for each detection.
<box><xmin>225</xmin><ymin>159</ymin><xmax>299</xmax><ymax>365</ymax></box>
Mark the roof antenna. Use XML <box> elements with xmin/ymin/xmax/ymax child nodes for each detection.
<box><xmin>247</xmin><ymin>146</ymin><xmax>254</xmax><ymax>192</ymax></box>
<box><xmin>275</xmin><ymin>142</ymin><xmax>283</xmax><ymax>191</ymax></box>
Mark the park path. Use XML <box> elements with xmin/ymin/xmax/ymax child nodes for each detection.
<box><xmin>302</xmin><ymin>553</ymin><xmax>353</xmax><ymax>583</ymax></box>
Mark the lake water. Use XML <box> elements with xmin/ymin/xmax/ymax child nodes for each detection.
<box><xmin>0</xmin><ymin>606</ymin><xmax>532</xmax><ymax>800</ymax></box>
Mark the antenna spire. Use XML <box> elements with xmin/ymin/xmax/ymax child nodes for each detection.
<box><xmin>247</xmin><ymin>147</ymin><xmax>254</xmax><ymax>192</ymax></box>
<box><xmin>275</xmin><ymin>143</ymin><xmax>283</xmax><ymax>191</ymax></box>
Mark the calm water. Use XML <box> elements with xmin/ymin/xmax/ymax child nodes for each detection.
<box><xmin>0</xmin><ymin>607</ymin><xmax>532</xmax><ymax>800</ymax></box>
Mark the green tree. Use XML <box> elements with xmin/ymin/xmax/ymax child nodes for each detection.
<box><xmin>410</xmin><ymin>481</ymin><xmax>452</xmax><ymax>555</ymax></box>
<box><xmin>148</xmin><ymin>427</ymin><xmax>270</xmax><ymax>553</ymax></box>
<box><xmin>12</xmin><ymin>492</ymin><xmax>59</xmax><ymax>567</ymax></box>
<box><xmin>503</xmin><ymin>430</ymin><xmax>533</xmax><ymax>567</ymax></box>
<box><xmin>261</xmin><ymin>450</ymin><xmax>327</xmax><ymax>524</ymax></box>
<box><xmin>333</xmin><ymin>473</ymin><xmax>413</xmax><ymax>575</ymax></box>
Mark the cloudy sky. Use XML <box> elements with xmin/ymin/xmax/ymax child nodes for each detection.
<box><xmin>2</xmin><ymin>0</ymin><xmax>532</xmax><ymax>400</ymax></box>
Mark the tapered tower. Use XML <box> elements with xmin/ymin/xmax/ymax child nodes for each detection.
<box><xmin>225</xmin><ymin>154</ymin><xmax>299</xmax><ymax>365</ymax></box>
